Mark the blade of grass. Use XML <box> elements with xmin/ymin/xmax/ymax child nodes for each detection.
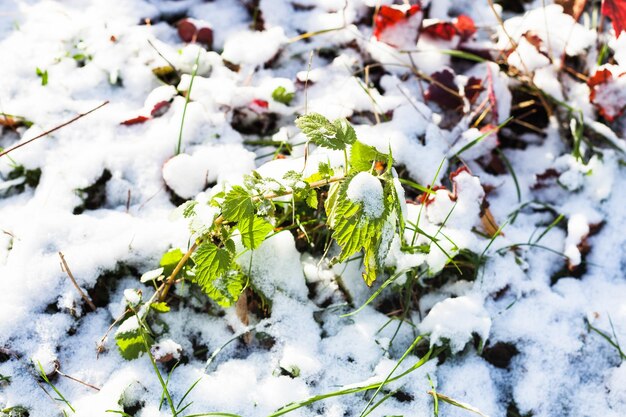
<box><xmin>268</xmin><ymin>347</ymin><xmax>438</xmax><ymax>417</ymax></box>
<box><xmin>36</xmin><ymin>361</ymin><xmax>75</xmax><ymax>413</ymax></box>
<box><xmin>175</xmin><ymin>48</ymin><xmax>201</xmax><ymax>155</ymax></box>
<box><xmin>427</xmin><ymin>390</ymin><xmax>490</xmax><ymax>417</ymax></box>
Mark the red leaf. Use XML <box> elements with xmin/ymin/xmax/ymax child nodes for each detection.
<box><xmin>120</xmin><ymin>115</ymin><xmax>150</xmax><ymax>126</ymax></box>
<box><xmin>587</xmin><ymin>67</ymin><xmax>626</xmax><ymax>121</ymax></box>
<box><xmin>250</xmin><ymin>99</ymin><xmax>269</xmax><ymax>113</ymax></box>
<box><xmin>196</xmin><ymin>27</ymin><xmax>213</xmax><ymax>48</ymax></box>
<box><xmin>422</xmin><ymin>15</ymin><xmax>477</xmax><ymax>41</ymax></box>
<box><xmin>423</xmin><ymin>22</ymin><xmax>456</xmax><ymax>41</ymax></box>
<box><xmin>425</xmin><ymin>69</ymin><xmax>463</xmax><ymax>109</ymax></box>
<box><xmin>602</xmin><ymin>0</ymin><xmax>626</xmax><ymax>35</ymax></box>
<box><xmin>150</xmin><ymin>100</ymin><xmax>171</xmax><ymax>118</ymax></box>
<box><xmin>587</xmin><ymin>68</ymin><xmax>613</xmax><ymax>88</ymax></box>
<box><xmin>454</xmin><ymin>15</ymin><xmax>477</xmax><ymax>40</ymax></box>
<box><xmin>373</xmin><ymin>4</ymin><xmax>421</xmax><ymax>40</ymax></box>
<box><xmin>177</xmin><ymin>19</ymin><xmax>197</xmax><ymax>43</ymax></box>
<box><xmin>177</xmin><ymin>18</ymin><xmax>213</xmax><ymax>47</ymax></box>
<box><xmin>417</xmin><ymin>185</ymin><xmax>447</xmax><ymax>205</ymax></box>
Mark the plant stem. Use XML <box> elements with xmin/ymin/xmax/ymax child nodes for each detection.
<box><xmin>133</xmin><ymin>307</ymin><xmax>178</xmax><ymax>417</ymax></box>
<box><xmin>59</xmin><ymin>252</ymin><xmax>97</xmax><ymax>311</ymax></box>
<box><xmin>175</xmin><ymin>49</ymin><xmax>201</xmax><ymax>155</ymax></box>
<box><xmin>0</xmin><ymin>101</ymin><xmax>109</xmax><ymax>158</ymax></box>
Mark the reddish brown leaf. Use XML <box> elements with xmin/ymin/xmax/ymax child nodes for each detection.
<box><xmin>373</xmin><ymin>4</ymin><xmax>421</xmax><ymax>40</ymax></box>
<box><xmin>120</xmin><ymin>115</ymin><xmax>150</xmax><ymax>125</ymax></box>
<box><xmin>196</xmin><ymin>27</ymin><xmax>213</xmax><ymax>47</ymax></box>
<box><xmin>587</xmin><ymin>68</ymin><xmax>613</xmax><ymax>88</ymax></box>
<box><xmin>465</xmin><ymin>76</ymin><xmax>484</xmax><ymax>104</ymax></box>
<box><xmin>423</xmin><ymin>22</ymin><xmax>456</xmax><ymax>41</ymax></box>
<box><xmin>150</xmin><ymin>100</ymin><xmax>171</xmax><ymax>118</ymax></box>
<box><xmin>422</xmin><ymin>15</ymin><xmax>477</xmax><ymax>41</ymax></box>
<box><xmin>424</xmin><ymin>69</ymin><xmax>463</xmax><ymax>109</ymax></box>
<box><xmin>602</xmin><ymin>0</ymin><xmax>626</xmax><ymax>35</ymax></box>
<box><xmin>177</xmin><ymin>19</ymin><xmax>197</xmax><ymax>43</ymax></box>
<box><xmin>177</xmin><ymin>18</ymin><xmax>213</xmax><ymax>48</ymax></box>
<box><xmin>555</xmin><ymin>0</ymin><xmax>588</xmax><ymax>20</ymax></box>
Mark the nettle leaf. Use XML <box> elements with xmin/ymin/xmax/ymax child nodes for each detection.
<box><xmin>193</xmin><ymin>242</ymin><xmax>232</xmax><ymax>283</ymax></box>
<box><xmin>272</xmin><ymin>86</ymin><xmax>295</xmax><ymax>105</ymax></box>
<box><xmin>326</xmin><ymin>175</ymin><xmax>399</xmax><ymax>286</ymax></box>
<box><xmin>306</xmin><ymin>189</ymin><xmax>318</xmax><ymax>209</ymax></box>
<box><xmin>295</xmin><ymin>113</ymin><xmax>356</xmax><ymax>150</ymax></box>
<box><xmin>160</xmin><ymin>248</ymin><xmax>184</xmax><ymax>276</ymax></box>
<box><xmin>349</xmin><ymin>140</ymin><xmax>389</xmax><ymax>173</ymax></box>
<box><xmin>223</xmin><ymin>185</ymin><xmax>255</xmax><ymax>222</ymax></box>
<box><xmin>201</xmin><ymin>269</ymin><xmax>246</xmax><ymax>308</ymax></box>
<box><xmin>238</xmin><ymin>215</ymin><xmax>274</xmax><ymax>250</ymax></box>
<box><xmin>150</xmin><ymin>302</ymin><xmax>170</xmax><ymax>313</ymax></box>
<box><xmin>115</xmin><ymin>318</ymin><xmax>152</xmax><ymax>360</ymax></box>
<box><xmin>116</xmin><ymin>330</ymin><xmax>145</xmax><ymax>360</ymax></box>
<box><xmin>305</xmin><ymin>162</ymin><xmax>335</xmax><ymax>184</ymax></box>
<box><xmin>191</xmin><ymin>242</ymin><xmax>244</xmax><ymax>307</ymax></box>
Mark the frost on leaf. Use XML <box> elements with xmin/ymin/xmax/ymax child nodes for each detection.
<box><xmin>295</xmin><ymin>113</ymin><xmax>356</xmax><ymax>150</ymax></box>
<box><xmin>326</xmin><ymin>173</ymin><xmax>398</xmax><ymax>286</ymax></box>
<box><xmin>373</xmin><ymin>4</ymin><xmax>422</xmax><ymax>47</ymax></box>
<box><xmin>588</xmin><ymin>66</ymin><xmax>626</xmax><ymax>121</ymax></box>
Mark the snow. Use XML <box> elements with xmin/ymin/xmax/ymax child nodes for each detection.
<box><xmin>346</xmin><ymin>172</ymin><xmax>384</xmax><ymax>219</ymax></box>
<box><xmin>221</xmin><ymin>27</ymin><xmax>286</xmax><ymax>67</ymax></box>
<box><xmin>1</xmin><ymin>1</ymin><xmax>626</xmax><ymax>417</ymax></box>
<box><xmin>419</xmin><ymin>295</ymin><xmax>491</xmax><ymax>354</ymax></box>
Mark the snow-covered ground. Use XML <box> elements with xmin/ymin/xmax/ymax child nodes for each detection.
<box><xmin>1</xmin><ymin>0</ymin><xmax>626</xmax><ymax>416</ymax></box>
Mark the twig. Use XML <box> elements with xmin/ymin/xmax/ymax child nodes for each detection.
<box><xmin>56</xmin><ymin>369</ymin><xmax>101</xmax><ymax>391</ymax></box>
<box><xmin>0</xmin><ymin>101</ymin><xmax>109</xmax><ymax>158</ymax></box>
<box><xmin>97</xmin><ymin>308</ymin><xmax>130</xmax><ymax>357</ymax></box>
<box><xmin>59</xmin><ymin>252</ymin><xmax>97</xmax><ymax>311</ymax></box>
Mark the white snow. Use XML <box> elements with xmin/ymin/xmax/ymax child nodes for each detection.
<box><xmin>1</xmin><ymin>1</ymin><xmax>626</xmax><ymax>417</ymax></box>
<box><xmin>419</xmin><ymin>295</ymin><xmax>491</xmax><ymax>353</ymax></box>
<box><xmin>346</xmin><ymin>172</ymin><xmax>384</xmax><ymax>219</ymax></box>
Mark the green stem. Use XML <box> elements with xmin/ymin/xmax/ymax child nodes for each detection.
<box><xmin>176</xmin><ymin>48</ymin><xmax>201</xmax><ymax>155</ymax></box>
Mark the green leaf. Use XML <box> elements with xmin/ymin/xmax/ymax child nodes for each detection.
<box><xmin>333</xmin><ymin>118</ymin><xmax>357</xmax><ymax>147</ymax></box>
<box><xmin>36</xmin><ymin>67</ymin><xmax>48</xmax><ymax>86</ymax></box>
<box><xmin>325</xmin><ymin>175</ymin><xmax>398</xmax><ymax>286</ymax></box>
<box><xmin>191</xmin><ymin>242</ymin><xmax>245</xmax><ymax>307</ymax></box>
<box><xmin>223</xmin><ymin>186</ymin><xmax>255</xmax><ymax>222</ymax></box>
<box><xmin>238</xmin><ymin>216</ymin><xmax>274</xmax><ymax>250</ymax></box>
<box><xmin>199</xmin><ymin>269</ymin><xmax>246</xmax><ymax>308</ymax></box>
<box><xmin>193</xmin><ymin>242</ymin><xmax>232</xmax><ymax>284</ymax></box>
<box><xmin>150</xmin><ymin>302</ymin><xmax>170</xmax><ymax>313</ymax></box>
<box><xmin>349</xmin><ymin>140</ymin><xmax>389</xmax><ymax>173</ymax></box>
<box><xmin>306</xmin><ymin>189</ymin><xmax>318</xmax><ymax>209</ymax></box>
<box><xmin>159</xmin><ymin>248</ymin><xmax>184</xmax><ymax>276</ymax></box>
<box><xmin>295</xmin><ymin>113</ymin><xmax>356</xmax><ymax>150</ymax></box>
<box><xmin>271</xmin><ymin>86</ymin><xmax>295</xmax><ymax>105</ymax></box>
<box><xmin>115</xmin><ymin>320</ymin><xmax>151</xmax><ymax>360</ymax></box>
<box><xmin>318</xmin><ymin>162</ymin><xmax>334</xmax><ymax>179</ymax></box>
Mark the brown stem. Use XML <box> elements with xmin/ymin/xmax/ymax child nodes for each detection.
<box><xmin>56</xmin><ymin>369</ymin><xmax>101</xmax><ymax>391</ymax></box>
<box><xmin>0</xmin><ymin>101</ymin><xmax>109</xmax><ymax>158</ymax></box>
<box><xmin>59</xmin><ymin>252</ymin><xmax>97</xmax><ymax>311</ymax></box>
<box><xmin>157</xmin><ymin>175</ymin><xmax>346</xmax><ymax>302</ymax></box>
